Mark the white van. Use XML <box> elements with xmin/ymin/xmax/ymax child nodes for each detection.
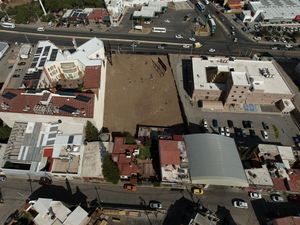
<box><xmin>37</xmin><ymin>27</ymin><xmax>45</xmax><ymax>32</ymax></box>
<box><xmin>1</xmin><ymin>22</ymin><xmax>15</xmax><ymax>29</ymax></box>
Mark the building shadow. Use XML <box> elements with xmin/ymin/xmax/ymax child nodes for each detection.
<box><xmin>28</xmin><ymin>183</ymin><xmax>88</xmax><ymax>210</ymax></box>
<box><xmin>251</xmin><ymin>199</ymin><xmax>300</xmax><ymax>225</ymax></box>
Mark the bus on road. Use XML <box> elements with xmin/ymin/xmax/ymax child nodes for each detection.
<box><xmin>152</xmin><ymin>27</ymin><xmax>167</xmax><ymax>33</ymax></box>
<box><xmin>208</xmin><ymin>18</ymin><xmax>216</xmax><ymax>34</ymax></box>
<box><xmin>1</xmin><ymin>22</ymin><xmax>15</xmax><ymax>29</ymax></box>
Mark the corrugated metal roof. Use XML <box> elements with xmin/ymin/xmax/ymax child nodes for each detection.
<box><xmin>184</xmin><ymin>133</ymin><xmax>249</xmax><ymax>187</ymax></box>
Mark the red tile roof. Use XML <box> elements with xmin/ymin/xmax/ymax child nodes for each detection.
<box><xmin>83</xmin><ymin>66</ymin><xmax>101</xmax><ymax>89</ymax></box>
<box><xmin>287</xmin><ymin>169</ymin><xmax>300</xmax><ymax>192</ymax></box>
<box><xmin>112</xmin><ymin>137</ymin><xmax>139</xmax><ymax>176</ymax></box>
<box><xmin>88</xmin><ymin>8</ymin><xmax>108</xmax><ymax>21</ymax></box>
<box><xmin>159</xmin><ymin>140</ymin><xmax>181</xmax><ymax>165</ymax></box>
<box><xmin>0</xmin><ymin>89</ymin><xmax>94</xmax><ymax>118</ymax></box>
<box><xmin>272</xmin><ymin>177</ymin><xmax>288</xmax><ymax>191</ymax></box>
<box><xmin>271</xmin><ymin>217</ymin><xmax>300</xmax><ymax>225</ymax></box>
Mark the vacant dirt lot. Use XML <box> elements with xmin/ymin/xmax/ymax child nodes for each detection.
<box><xmin>103</xmin><ymin>54</ymin><xmax>183</xmax><ymax>134</ymax></box>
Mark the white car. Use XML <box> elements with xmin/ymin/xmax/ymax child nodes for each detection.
<box><xmin>249</xmin><ymin>192</ymin><xmax>262</xmax><ymax>199</ymax></box>
<box><xmin>164</xmin><ymin>19</ymin><xmax>170</xmax><ymax>23</ymax></box>
<box><xmin>189</xmin><ymin>37</ymin><xmax>196</xmax><ymax>42</ymax></box>
<box><xmin>285</xmin><ymin>44</ymin><xmax>293</xmax><ymax>48</ymax></box>
<box><xmin>219</xmin><ymin>127</ymin><xmax>225</xmax><ymax>136</ymax></box>
<box><xmin>175</xmin><ymin>34</ymin><xmax>183</xmax><ymax>39</ymax></box>
<box><xmin>182</xmin><ymin>44</ymin><xmax>190</xmax><ymax>49</ymax></box>
<box><xmin>203</xmin><ymin>119</ymin><xmax>208</xmax><ymax>128</ymax></box>
<box><xmin>233</xmin><ymin>200</ymin><xmax>248</xmax><ymax>209</ymax></box>
<box><xmin>37</xmin><ymin>27</ymin><xmax>45</xmax><ymax>32</ymax></box>
<box><xmin>262</xmin><ymin>130</ymin><xmax>268</xmax><ymax>139</ymax></box>
<box><xmin>253</xmin><ymin>36</ymin><xmax>261</xmax><ymax>41</ymax></box>
<box><xmin>209</xmin><ymin>48</ymin><xmax>215</xmax><ymax>53</ymax></box>
<box><xmin>149</xmin><ymin>201</ymin><xmax>162</xmax><ymax>209</ymax></box>
<box><xmin>225</xmin><ymin>127</ymin><xmax>230</xmax><ymax>137</ymax></box>
<box><xmin>271</xmin><ymin>194</ymin><xmax>284</xmax><ymax>202</ymax></box>
<box><xmin>204</xmin><ymin>0</ymin><xmax>209</xmax><ymax>4</ymax></box>
<box><xmin>144</xmin><ymin>21</ymin><xmax>151</xmax><ymax>24</ymax></box>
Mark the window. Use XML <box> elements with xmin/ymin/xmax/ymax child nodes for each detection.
<box><xmin>205</xmin><ymin>96</ymin><xmax>209</xmax><ymax>99</ymax></box>
<box><xmin>207</xmin><ymin>92</ymin><xmax>210</xmax><ymax>94</ymax></box>
<box><xmin>239</xmin><ymin>96</ymin><xmax>242</xmax><ymax>98</ymax></box>
<box><xmin>241</xmin><ymin>91</ymin><xmax>244</xmax><ymax>93</ymax></box>
<box><xmin>244</xmin><ymin>87</ymin><xmax>247</xmax><ymax>89</ymax></box>
<box><xmin>231</xmin><ymin>95</ymin><xmax>234</xmax><ymax>97</ymax></box>
<box><xmin>234</xmin><ymin>91</ymin><xmax>236</xmax><ymax>93</ymax></box>
<box><xmin>233</xmin><ymin>99</ymin><xmax>237</xmax><ymax>102</ymax></box>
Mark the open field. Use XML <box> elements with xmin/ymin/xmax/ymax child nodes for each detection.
<box><xmin>103</xmin><ymin>54</ymin><xmax>183</xmax><ymax>134</ymax></box>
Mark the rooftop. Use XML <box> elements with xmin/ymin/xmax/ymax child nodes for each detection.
<box><xmin>184</xmin><ymin>133</ymin><xmax>248</xmax><ymax>187</ymax></box>
<box><xmin>159</xmin><ymin>140</ymin><xmax>181</xmax><ymax>165</ymax></box>
<box><xmin>249</xmin><ymin>0</ymin><xmax>300</xmax><ymax>20</ymax></box>
<box><xmin>87</xmin><ymin>8</ymin><xmax>108</xmax><ymax>21</ymax></box>
<box><xmin>192</xmin><ymin>57</ymin><xmax>292</xmax><ymax>95</ymax></box>
<box><xmin>0</xmin><ymin>90</ymin><xmax>94</xmax><ymax>118</ymax></box>
<box><xmin>83</xmin><ymin>66</ymin><xmax>101</xmax><ymax>89</ymax></box>
<box><xmin>112</xmin><ymin>137</ymin><xmax>139</xmax><ymax>176</ymax></box>
<box><xmin>245</xmin><ymin>165</ymin><xmax>274</xmax><ymax>186</ymax></box>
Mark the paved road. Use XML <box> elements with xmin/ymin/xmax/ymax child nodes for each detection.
<box><xmin>0</xmin><ymin>27</ymin><xmax>299</xmax><ymax>58</ymax></box>
<box><xmin>0</xmin><ymin>178</ymin><xmax>261</xmax><ymax>225</ymax></box>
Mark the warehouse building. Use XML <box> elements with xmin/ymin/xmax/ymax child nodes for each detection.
<box><xmin>184</xmin><ymin>133</ymin><xmax>249</xmax><ymax>187</ymax></box>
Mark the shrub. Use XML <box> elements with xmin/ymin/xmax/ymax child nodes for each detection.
<box><xmin>102</xmin><ymin>154</ymin><xmax>120</xmax><ymax>184</ymax></box>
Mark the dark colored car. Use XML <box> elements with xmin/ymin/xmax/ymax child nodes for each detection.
<box><xmin>287</xmin><ymin>194</ymin><xmax>300</xmax><ymax>202</ymax></box>
<box><xmin>227</xmin><ymin>120</ymin><xmax>234</xmax><ymax>128</ymax></box>
<box><xmin>39</xmin><ymin>177</ymin><xmax>52</xmax><ymax>185</ymax></box>
<box><xmin>262</xmin><ymin>122</ymin><xmax>269</xmax><ymax>130</ymax></box>
<box><xmin>242</xmin><ymin>120</ymin><xmax>248</xmax><ymax>128</ymax></box>
<box><xmin>212</xmin><ymin>119</ymin><xmax>218</xmax><ymax>128</ymax></box>
<box><xmin>249</xmin><ymin>129</ymin><xmax>256</xmax><ymax>137</ymax></box>
<box><xmin>18</xmin><ymin>62</ymin><xmax>26</xmax><ymax>66</ymax></box>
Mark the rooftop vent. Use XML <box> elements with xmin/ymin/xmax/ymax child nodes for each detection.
<box><xmin>259</xmin><ymin>68</ymin><xmax>274</xmax><ymax>78</ymax></box>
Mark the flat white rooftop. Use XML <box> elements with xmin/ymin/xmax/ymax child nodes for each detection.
<box><xmin>192</xmin><ymin>57</ymin><xmax>292</xmax><ymax>95</ymax></box>
<box><xmin>250</xmin><ymin>0</ymin><xmax>300</xmax><ymax>21</ymax></box>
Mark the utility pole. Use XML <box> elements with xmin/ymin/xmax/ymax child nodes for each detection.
<box><xmin>38</xmin><ymin>0</ymin><xmax>47</xmax><ymax>16</ymax></box>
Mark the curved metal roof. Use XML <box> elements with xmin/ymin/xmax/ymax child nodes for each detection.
<box><xmin>184</xmin><ymin>133</ymin><xmax>248</xmax><ymax>187</ymax></box>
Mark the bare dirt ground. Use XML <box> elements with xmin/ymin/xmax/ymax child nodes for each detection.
<box><xmin>103</xmin><ymin>54</ymin><xmax>183</xmax><ymax>134</ymax></box>
<box><xmin>5</xmin><ymin>0</ymin><xmax>31</xmax><ymax>7</ymax></box>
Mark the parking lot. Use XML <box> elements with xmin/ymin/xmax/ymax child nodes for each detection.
<box><xmin>170</xmin><ymin>54</ymin><xmax>300</xmax><ymax>150</ymax></box>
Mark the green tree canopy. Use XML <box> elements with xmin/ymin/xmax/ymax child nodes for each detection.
<box><xmin>85</xmin><ymin>121</ymin><xmax>99</xmax><ymax>142</ymax></box>
<box><xmin>102</xmin><ymin>154</ymin><xmax>120</xmax><ymax>184</ymax></box>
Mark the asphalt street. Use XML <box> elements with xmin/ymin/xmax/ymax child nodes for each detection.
<box><xmin>0</xmin><ymin>178</ymin><xmax>261</xmax><ymax>225</ymax></box>
<box><xmin>0</xmin><ymin>26</ymin><xmax>299</xmax><ymax>57</ymax></box>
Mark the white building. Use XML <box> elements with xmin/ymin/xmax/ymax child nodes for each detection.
<box><xmin>26</xmin><ymin>198</ymin><xmax>89</xmax><ymax>225</ymax></box>
<box><xmin>0</xmin><ymin>42</ymin><xmax>9</xmax><ymax>59</ymax></box>
<box><xmin>190</xmin><ymin>57</ymin><xmax>294</xmax><ymax>106</ymax></box>
<box><xmin>241</xmin><ymin>0</ymin><xmax>300</xmax><ymax>24</ymax></box>
<box><xmin>1</xmin><ymin>38</ymin><xmax>107</xmax><ymax>130</ymax></box>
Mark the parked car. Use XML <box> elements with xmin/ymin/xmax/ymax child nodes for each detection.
<box><xmin>164</xmin><ymin>19</ymin><xmax>170</xmax><ymax>23</ymax></box>
<box><xmin>149</xmin><ymin>200</ymin><xmax>162</xmax><ymax>209</ymax></box>
<box><xmin>235</xmin><ymin>128</ymin><xmax>242</xmax><ymax>137</ymax></box>
<box><xmin>262</xmin><ymin>122</ymin><xmax>269</xmax><ymax>130</ymax></box>
<box><xmin>12</xmin><ymin>74</ymin><xmax>20</xmax><ymax>78</ymax></box>
<box><xmin>189</xmin><ymin>37</ymin><xmax>196</xmax><ymax>42</ymax></box>
<box><xmin>287</xmin><ymin>194</ymin><xmax>300</xmax><ymax>202</ymax></box>
<box><xmin>212</xmin><ymin>119</ymin><xmax>218</xmax><ymax>128</ymax></box>
<box><xmin>182</xmin><ymin>44</ymin><xmax>190</xmax><ymax>49</ymax></box>
<box><xmin>175</xmin><ymin>34</ymin><xmax>183</xmax><ymax>39</ymax></box>
<box><xmin>261</xmin><ymin>130</ymin><xmax>268</xmax><ymax>139</ymax></box>
<box><xmin>249</xmin><ymin>129</ymin><xmax>256</xmax><ymax>137</ymax></box>
<box><xmin>209</xmin><ymin>48</ymin><xmax>215</xmax><ymax>53</ymax></box>
<box><xmin>18</xmin><ymin>62</ymin><xmax>26</xmax><ymax>66</ymax></box>
<box><xmin>39</xmin><ymin>177</ymin><xmax>52</xmax><ymax>185</ymax></box>
<box><xmin>242</xmin><ymin>120</ymin><xmax>248</xmax><ymax>128</ymax></box>
<box><xmin>271</xmin><ymin>194</ymin><xmax>284</xmax><ymax>202</ymax></box>
<box><xmin>241</xmin><ymin>129</ymin><xmax>247</xmax><ymax>137</ymax></box>
<box><xmin>233</xmin><ymin>200</ymin><xmax>248</xmax><ymax>209</ymax></box>
<box><xmin>225</xmin><ymin>127</ymin><xmax>230</xmax><ymax>137</ymax></box>
<box><xmin>219</xmin><ymin>127</ymin><xmax>225</xmax><ymax>136</ymax></box>
<box><xmin>249</xmin><ymin>192</ymin><xmax>262</xmax><ymax>199</ymax></box>
<box><xmin>202</xmin><ymin>119</ymin><xmax>208</xmax><ymax>128</ymax></box>
<box><xmin>227</xmin><ymin>120</ymin><xmax>234</xmax><ymax>128</ymax></box>
<box><xmin>123</xmin><ymin>183</ymin><xmax>137</xmax><ymax>191</ymax></box>
<box><xmin>0</xmin><ymin>175</ymin><xmax>7</xmax><ymax>182</ymax></box>
<box><xmin>285</xmin><ymin>44</ymin><xmax>293</xmax><ymax>49</ymax></box>
<box><xmin>158</xmin><ymin>44</ymin><xmax>166</xmax><ymax>49</ymax></box>
<box><xmin>191</xmin><ymin>187</ymin><xmax>204</xmax><ymax>195</ymax></box>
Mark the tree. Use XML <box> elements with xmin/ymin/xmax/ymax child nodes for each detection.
<box><xmin>102</xmin><ymin>154</ymin><xmax>120</xmax><ymax>184</ymax></box>
<box><xmin>85</xmin><ymin>121</ymin><xmax>99</xmax><ymax>142</ymax></box>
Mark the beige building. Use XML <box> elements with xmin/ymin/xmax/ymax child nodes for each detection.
<box><xmin>190</xmin><ymin>57</ymin><xmax>294</xmax><ymax>106</ymax></box>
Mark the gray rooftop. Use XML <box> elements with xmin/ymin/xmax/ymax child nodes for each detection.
<box><xmin>184</xmin><ymin>133</ymin><xmax>248</xmax><ymax>187</ymax></box>
<box><xmin>0</xmin><ymin>42</ymin><xmax>8</xmax><ymax>52</ymax></box>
